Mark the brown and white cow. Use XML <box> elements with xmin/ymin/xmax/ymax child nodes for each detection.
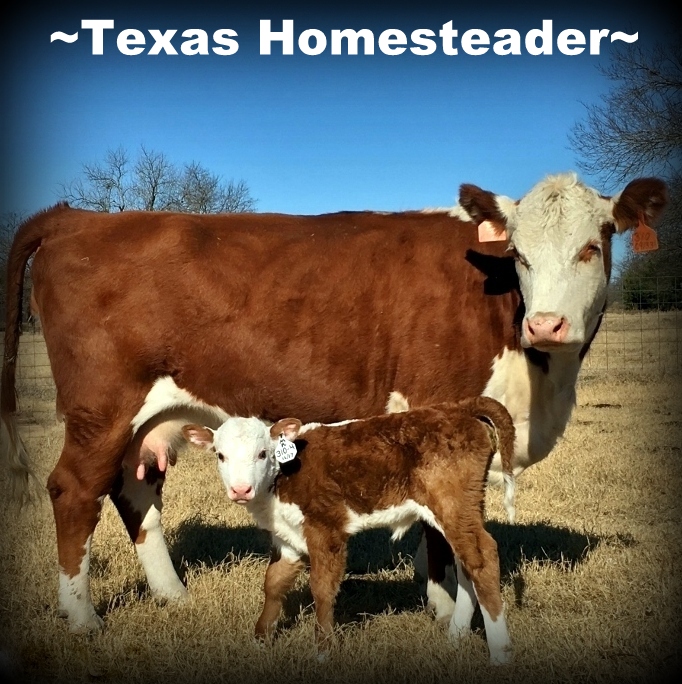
<box><xmin>0</xmin><ymin>172</ymin><xmax>667</xmax><ymax>632</ymax></box>
<box><xmin>183</xmin><ymin>396</ymin><xmax>516</xmax><ymax>664</ymax></box>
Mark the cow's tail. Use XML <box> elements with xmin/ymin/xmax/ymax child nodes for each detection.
<box><xmin>459</xmin><ymin>396</ymin><xmax>516</xmax><ymax>524</ymax></box>
<box><xmin>1</xmin><ymin>205</ymin><xmax>65</xmax><ymax>505</ymax></box>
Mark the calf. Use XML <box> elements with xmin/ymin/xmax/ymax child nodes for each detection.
<box><xmin>183</xmin><ymin>396</ymin><xmax>516</xmax><ymax>665</ymax></box>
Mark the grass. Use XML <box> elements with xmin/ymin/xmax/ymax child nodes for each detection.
<box><xmin>0</xmin><ymin>341</ymin><xmax>681</xmax><ymax>683</ymax></box>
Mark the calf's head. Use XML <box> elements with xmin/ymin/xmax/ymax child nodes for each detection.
<box><xmin>460</xmin><ymin>173</ymin><xmax>668</xmax><ymax>353</ymax></box>
<box><xmin>183</xmin><ymin>418</ymin><xmax>302</xmax><ymax>504</ymax></box>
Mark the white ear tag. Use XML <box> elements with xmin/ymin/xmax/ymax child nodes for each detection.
<box><xmin>274</xmin><ymin>434</ymin><xmax>297</xmax><ymax>464</ymax></box>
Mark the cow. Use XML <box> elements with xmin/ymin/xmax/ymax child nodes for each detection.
<box><xmin>0</xmin><ymin>172</ymin><xmax>668</xmax><ymax>633</ymax></box>
<box><xmin>183</xmin><ymin>396</ymin><xmax>516</xmax><ymax>664</ymax></box>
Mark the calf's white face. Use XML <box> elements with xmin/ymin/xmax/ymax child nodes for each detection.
<box><xmin>460</xmin><ymin>173</ymin><xmax>668</xmax><ymax>353</ymax></box>
<box><xmin>183</xmin><ymin>417</ymin><xmax>301</xmax><ymax>504</ymax></box>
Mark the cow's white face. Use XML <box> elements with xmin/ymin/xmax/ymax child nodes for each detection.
<box><xmin>503</xmin><ymin>175</ymin><xmax>613</xmax><ymax>352</ymax></box>
<box><xmin>183</xmin><ymin>417</ymin><xmax>301</xmax><ymax>504</ymax></box>
<box><xmin>460</xmin><ymin>173</ymin><xmax>668</xmax><ymax>353</ymax></box>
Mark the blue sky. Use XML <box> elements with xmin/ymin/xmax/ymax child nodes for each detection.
<box><xmin>2</xmin><ymin>1</ymin><xmax>676</xmax><ymax>269</ymax></box>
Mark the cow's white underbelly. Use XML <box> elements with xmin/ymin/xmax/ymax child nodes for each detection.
<box><xmin>131</xmin><ymin>376</ymin><xmax>230</xmax><ymax>434</ymax></box>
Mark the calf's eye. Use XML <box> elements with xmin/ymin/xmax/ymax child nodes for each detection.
<box><xmin>217</xmin><ymin>452</ymin><xmax>225</xmax><ymax>462</ymax></box>
<box><xmin>258</xmin><ymin>450</ymin><xmax>267</xmax><ymax>460</ymax></box>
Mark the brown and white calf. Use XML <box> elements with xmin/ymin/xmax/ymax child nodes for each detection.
<box><xmin>183</xmin><ymin>396</ymin><xmax>516</xmax><ymax>665</ymax></box>
<box><xmin>1</xmin><ymin>172</ymin><xmax>667</xmax><ymax>632</ymax></box>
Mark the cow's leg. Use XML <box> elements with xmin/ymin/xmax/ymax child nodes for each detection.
<box><xmin>47</xmin><ymin>420</ymin><xmax>131</xmax><ymax>633</ymax></box>
<box><xmin>422</xmin><ymin>523</ymin><xmax>457</xmax><ymax>623</ymax></box>
<box><xmin>449</xmin><ymin>557</ymin><xmax>477</xmax><ymax>640</ymax></box>
<box><xmin>305</xmin><ymin>525</ymin><xmax>348</xmax><ymax>658</ymax></box>
<box><xmin>254</xmin><ymin>540</ymin><xmax>305</xmax><ymax>640</ymax></box>
<box><xmin>109</xmin><ymin>465</ymin><xmax>187</xmax><ymax>603</ymax></box>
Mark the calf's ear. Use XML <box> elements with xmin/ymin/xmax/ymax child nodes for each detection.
<box><xmin>182</xmin><ymin>424</ymin><xmax>215</xmax><ymax>449</ymax></box>
<box><xmin>270</xmin><ymin>418</ymin><xmax>302</xmax><ymax>441</ymax></box>
<box><xmin>612</xmin><ymin>178</ymin><xmax>668</xmax><ymax>232</ymax></box>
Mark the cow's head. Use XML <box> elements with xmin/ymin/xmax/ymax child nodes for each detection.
<box><xmin>460</xmin><ymin>173</ymin><xmax>668</xmax><ymax>353</ymax></box>
<box><xmin>183</xmin><ymin>417</ymin><xmax>302</xmax><ymax>504</ymax></box>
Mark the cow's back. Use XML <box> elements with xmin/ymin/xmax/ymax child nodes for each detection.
<box><xmin>30</xmin><ymin>208</ymin><xmax>520</xmax><ymax>422</ymax></box>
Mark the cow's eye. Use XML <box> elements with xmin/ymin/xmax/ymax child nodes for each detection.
<box><xmin>258</xmin><ymin>450</ymin><xmax>267</xmax><ymax>460</ymax></box>
<box><xmin>578</xmin><ymin>242</ymin><xmax>601</xmax><ymax>262</ymax></box>
<box><xmin>217</xmin><ymin>452</ymin><xmax>225</xmax><ymax>462</ymax></box>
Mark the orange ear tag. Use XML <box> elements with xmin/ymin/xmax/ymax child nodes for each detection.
<box><xmin>632</xmin><ymin>218</ymin><xmax>659</xmax><ymax>253</ymax></box>
<box><xmin>477</xmin><ymin>220</ymin><xmax>508</xmax><ymax>242</ymax></box>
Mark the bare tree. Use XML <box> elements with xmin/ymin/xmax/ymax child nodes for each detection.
<box><xmin>61</xmin><ymin>146</ymin><xmax>132</xmax><ymax>212</ymax></box>
<box><xmin>132</xmin><ymin>146</ymin><xmax>178</xmax><ymax>211</ymax></box>
<box><xmin>569</xmin><ymin>41</ymin><xmax>682</xmax><ymax>189</ymax></box>
<box><xmin>173</xmin><ymin>163</ymin><xmax>257</xmax><ymax>214</ymax></box>
<box><xmin>59</xmin><ymin>145</ymin><xmax>257</xmax><ymax>214</ymax></box>
<box><xmin>570</xmin><ymin>41</ymin><xmax>682</xmax><ymax>293</ymax></box>
<box><xmin>0</xmin><ymin>212</ymin><xmax>31</xmax><ymax>329</ymax></box>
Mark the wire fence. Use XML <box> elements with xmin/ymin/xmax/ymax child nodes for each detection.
<box><xmin>582</xmin><ymin>276</ymin><xmax>681</xmax><ymax>373</ymax></box>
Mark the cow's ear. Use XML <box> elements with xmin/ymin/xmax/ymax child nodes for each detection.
<box><xmin>459</xmin><ymin>184</ymin><xmax>515</xmax><ymax>238</ymax></box>
<box><xmin>612</xmin><ymin>178</ymin><xmax>668</xmax><ymax>233</ymax></box>
<box><xmin>183</xmin><ymin>424</ymin><xmax>215</xmax><ymax>449</ymax></box>
<box><xmin>270</xmin><ymin>418</ymin><xmax>302</xmax><ymax>441</ymax></box>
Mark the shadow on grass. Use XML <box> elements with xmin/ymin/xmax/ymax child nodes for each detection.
<box><xmin>167</xmin><ymin>516</ymin><xmax>633</xmax><ymax>578</ymax></box>
<box><xmin>138</xmin><ymin>515</ymin><xmax>634</xmax><ymax>625</ymax></box>
<box><xmin>488</xmin><ymin>520</ymin><xmax>635</xmax><ymax>577</ymax></box>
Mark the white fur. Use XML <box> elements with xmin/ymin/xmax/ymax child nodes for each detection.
<box><xmin>501</xmin><ymin>173</ymin><xmax>613</xmax><ymax>352</ymax></box>
<box><xmin>483</xmin><ymin>347</ymin><xmax>580</xmax><ymax>483</ymax></box>
<box><xmin>131</xmin><ymin>376</ymin><xmax>229</xmax><ymax>435</ymax></box>
<box><xmin>449</xmin><ymin>562</ymin><xmax>511</xmax><ymax>665</ymax></box>
<box><xmin>345</xmin><ymin>500</ymin><xmax>444</xmax><ymax>542</ymax></box>
<box><xmin>385</xmin><ymin>390</ymin><xmax>409</xmax><ymax>413</ymax></box>
<box><xmin>116</xmin><ymin>470</ymin><xmax>187</xmax><ymax>601</ymax></box>
<box><xmin>449</xmin><ymin>558</ymin><xmax>476</xmax><ymax>639</ymax></box>
<box><xmin>478</xmin><ymin>601</ymin><xmax>512</xmax><ymax>665</ymax></box>
<box><xmin>298</xmin><ymin>418</ymin><xmax>359</xmax><ymax>435</ymax></box>
<box><xmin>57</xmin><ymin>535</ymin><xmax>103</xmax><ymax>632</ymax></box>
<box><xmin>421</xmin><ymin>205</ymin><xmax>472</xmax><ymax>222</ymax></box>
<box><xmin>494</xmin><ymin>195</ymin><xmax>518</xmax><ymax>223</ymax></box>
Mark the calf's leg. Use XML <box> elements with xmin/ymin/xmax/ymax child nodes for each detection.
<box><xmin>305</xmin><ymin>525</ymin><xmax>348</xmax><ymax>656</ymax></box>
<box><xmin>255</xmin><ymin>541</ymin><xmax>305</xmax><ymax>640</ymax></box>
<box><xmin>448</xmin><ymin>527</ymin><xmax>511</xmax><ymax>665</ymax></box>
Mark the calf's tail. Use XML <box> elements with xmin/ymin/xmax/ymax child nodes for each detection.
<box><xmin>458</xmin><ymin>396</ymin><xmax>516</xmax><ymax>523</ymax></box>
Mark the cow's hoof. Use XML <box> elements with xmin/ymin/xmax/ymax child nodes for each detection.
<box><xmin>152</xmin><ymin>584</ymin><xmax>189</xmax><ymax>604</ymax></box>
<box><xmin>489</xmin><ymin>648</ymin><xmax>513</xmax><ymax>666</ymax></box>
<box><xmin>448</xmin><ymin>625</ymin><xmax>471</xmax><ymax>644</ymax></box>
<box><xmin>68</xmin><ymin>613</ymin><xmax>104</xmax><ymax>634</ymax></box>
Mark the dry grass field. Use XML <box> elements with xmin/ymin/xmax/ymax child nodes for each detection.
<box><xmin>1</xmin><ymin>330</ymin><xmax>681</xmax><ymax>684</ymax></box>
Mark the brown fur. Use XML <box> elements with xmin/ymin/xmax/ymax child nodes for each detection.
<box><xmin>254</xmin><ymin>397</ymin><xmax>515</xmax><ymax>650</ymax></box>
<box><xmin>611</xmin><ymin>178</ymin><xmax>668</xmax><ymax>232</ymax></box>
<box><xmin>0</xmin><ymin>204</ymin><xmax>522</xmax><ymax>592</ymax></box>
<box><xmin>0</xmin><ymin>176</ymin><xmax>665</xmax><ymax>625</ymax></box>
